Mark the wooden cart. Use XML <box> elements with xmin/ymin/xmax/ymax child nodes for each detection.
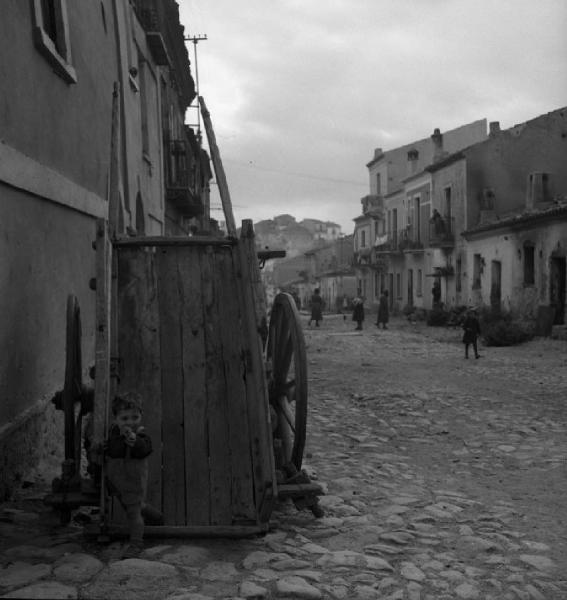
<box><xmin>45</xmin><ymin>94</ymin><xmax>322</xmax><ymax>537</ymax></box>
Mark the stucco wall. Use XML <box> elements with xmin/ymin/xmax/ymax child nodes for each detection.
<box><xmin>0</xmin><ymin>0</ymin><xmax>116</xmax><ymax>200</ymax></box>
<box><xmin>466</xmin><ymin>109</ymin><xmax>567</xmax><ymax>228</ymax></box>
<box><xmin>464</xmin><ymin>220</ymin><xmax>567</xmax><ymax>317</ymax></box>
<box><xmin>0</xmin><ymin>188</ymin><xmax>96</xmax><ymax>496</ymax></box>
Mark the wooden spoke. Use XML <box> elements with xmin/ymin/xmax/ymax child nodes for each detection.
<box><xmin>267</xmin><ymin>292</ymin><xmax>308</xmax><ymax>470</ymax></box>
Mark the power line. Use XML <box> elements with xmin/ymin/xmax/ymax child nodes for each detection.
<box><xmin>184</xmin><ymin>33</ymin><xmax>207</xmax><ymax>139</ymax></box>
<box><xmin>224</xmin><ymin>158</ymin><xmax>367</xmax><ymax>187</ymax></box>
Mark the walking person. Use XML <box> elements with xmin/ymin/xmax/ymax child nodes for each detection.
<box><xmin>308</xmin><ymin>288</ymin><xmax>324</xmax><ymax>327</ymax></box>
<box><xmin>462</xmin><ymin>308</ymin><xmax>481</xmax><ymax>359</ymax></box>
<box><xmin>376</xmin><ymin>290</ymin><xmax>389</xmax><ymax>329</ymax></box>
<box><xmin>352</xmin><ymin>296</ymin><xmax>365</xmax><ymax>330</ymax></box>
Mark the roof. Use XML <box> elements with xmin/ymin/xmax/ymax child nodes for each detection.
<box><xmin>462</xmin><ymin>202</ymin><xmax>567</xmax><ymax>237</ymax></box>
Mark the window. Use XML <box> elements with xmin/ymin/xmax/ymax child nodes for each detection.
<box><xmin>374</xmin><ymin>220</ymin><xmax>379</xmax><ymax>238</ymax></box>
<box><xmin>473</xmin><ymin>254</ymin><xmax>482</xmax><ymax>289</ymax></box>
<box><xmin>396</xmin><ymin>273</ymin><xmax>402</xmax><ymax>298</ymax></box>
<box><xmin>456</xmin><ymin>257</ymin><xmax>462</xmax><ymax>292</ymax></box>
<box><xmin>414</xmin><ymin>196</ymin><xmax>421</xmax><ymax>242</ymax></box>
<box><xmin>361</xmin><ymin>230</ymin><xmax>366</xmax><ymax>248</ymax></box>
<box><xmin>33</xmin><ymin>0</ymin><xmax>76</xmax><ymax>83</ymax></box>
<box><xmin>523</xmin><ymin>244</ymin><xmax>535</xmax><ymax>286</ymax></box>
<box><xmin>417</xmin><ymin>269</ymin><xmax>423</xmax><ymax>296</ymax></box>
<box><xmin>376</xmin><ymin>172</ymin><xmax>381</xmax><ymax>195</ymax></box>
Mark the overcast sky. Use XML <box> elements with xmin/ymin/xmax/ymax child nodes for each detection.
<box><xmin>178</xmin><ymin>1</ymin><xmax>567</xmax><ymax>235</ymax></box>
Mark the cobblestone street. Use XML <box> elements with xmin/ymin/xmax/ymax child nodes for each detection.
<box><xmin>1</xmin><ymin>315</ymin><xmax>566</xmax><ymax>599</ymax></box>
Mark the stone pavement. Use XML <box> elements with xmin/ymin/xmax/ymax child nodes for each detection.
<box><xmin>1</xmin><ymin>315</ymin><xmax>566</xmax><ymax>599</ymax></box>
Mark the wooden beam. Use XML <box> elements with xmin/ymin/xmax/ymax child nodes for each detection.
<box><xmin>199</xmin><ymin>96</ymin><xmax>237</xmax><ymax>237</ymax></box>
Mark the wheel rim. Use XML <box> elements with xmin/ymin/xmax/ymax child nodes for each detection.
<box><xmin>267</xmin><ymin>292</ymin><xmax>308</xmax><ymax>470</ymax></box>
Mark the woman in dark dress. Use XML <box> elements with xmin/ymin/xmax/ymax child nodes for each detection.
<box><xmin>376</xmin><ymin>290</ymin><xmax>389</xmax><ymax>329</ymax></box>
<box><xmin>308</xmin><ymin>288</ymin><xmax>324</xmax><ymax>327</ymax></box>
<box><xmin>352</xmin><ymin>297</ymin><xmax>365</xmax><ymax>330</ymax></box>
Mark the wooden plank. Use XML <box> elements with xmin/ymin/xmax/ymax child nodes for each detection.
<box><xmin>114</xmin><ymin>236</ymin><xmax>236</xmax><ymax>248</ymax></box>
<box><xmin>115</xmin><ymin>246</ymin><xmax>162</xmax><ymax>513</ymax></box>
<box><xmin>178</xmin><ymin>246</ymin><xmax>210</xmax><ymax>525</ymax></box>
<box><xmin>241</xmin><ymin>220</ymin><xmax>269</xmax><ymax>343</ymax></box>
<box><xmin>100</xmin><ymin>523</ymin><xmax>269</xmax><ymax>539</ymax></box>
<box><xmin>93</xmin><ymin>219</ymin><xmax>112</xmax><ymax>525</ymax></box>
<box><xmin>199</xmin><ymin>96</ymin><xmax>237</xmax><ymax>237</ymax></box>
<box><xmin>157</xmin><ymin>247</ymin><xmax>186</xmax><ymax>525</ymax></box>
<box><xmin>201</xmin><ymin>245</ymin><xmax>232</xmax><ymax>525</ymax></box>
<box><xmin>235</xmin><ymin>223</ymin><xmax>277</xmax><ymax>522</ymax></box>
<box><xmin>216</xmin><ymin>247</ymin><xmax>256</xmax><ymax>522</ymax></box>
<box><xmin>108</xmin><ymin>82</ymin><xmax>122</xmax><ymax>237</ymax></box>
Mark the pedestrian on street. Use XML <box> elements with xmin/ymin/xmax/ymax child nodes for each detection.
<box><xmin>432</xmin><ymin>279</ymin><xmax>442</xmax><ymax>307</ymax></box>
<box><xmin>376</xmin><ymin>290</ymin><xmax>389</xmax><ymax>329</ymax></box>
<box><xmin>308</xmin><ymin>288</ymin><xmax>324</xmax><ymax>327</ymax></box>
<box><xmin>462</xmin><ymin>308</ymin><xmax>481</xmax><ymax>359</ymax></box>
<box><xmin>105</xmin><ymin>392</ymin><xmax>163</xmax><ymax>558</ymax></box>
<box><xmin>352</xmin><ymin>296</ymin><xmax>365</xmax><ymax>330</ymax></box>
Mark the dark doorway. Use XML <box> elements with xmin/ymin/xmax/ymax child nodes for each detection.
<box><xmin>550</xmin><ymin>257</ymin><xmax>566</xmax><ymax>325</ymax></box>
<box><xmin>407</xmin><ymin>269</ymin><xmax>414</xmax><ymax>308</ymax></box>
<box><xmin>490</xmin><ymin>260</ymin><xmax>501</xmax><ymax>310</ymax></box>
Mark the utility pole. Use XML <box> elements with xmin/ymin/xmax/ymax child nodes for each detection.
<box><xmin>184</xmin><ymin>34</ymin><xmax>207</xmax><ymax>142</ymax></box>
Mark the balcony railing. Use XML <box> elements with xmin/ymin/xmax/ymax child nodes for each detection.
<box><xmin>398</xmin><ymin>227</ymin><xmax>424</xmax><ymax>252</ymax></box>
<box><xmin>130</xmin><ymin>0</ymin><xmax>170</xmax><ymax>66</ymax></box>
<box><xmin>164</xmin><ymin>140</ymin><xmax>203</xmax><ymax>217</ymax></box>
<box><xmin>428</xmin><ymin>216</ymin><xmax>455</xmax><ymax>247</ymax></box>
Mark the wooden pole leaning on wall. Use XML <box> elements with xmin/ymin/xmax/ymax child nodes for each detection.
<box><xmin>199</xmin><ymin>96</ymin><xmax>237</xmax><ymax>237</ymax></box>
<box><xmin>92</xmin><ymin>82</ymin><xmax>122</xmax><ymax>530</ymax></box>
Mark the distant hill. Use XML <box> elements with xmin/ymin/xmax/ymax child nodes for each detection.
<box><xmin>253</xmin><ymin>215</ymin><xmax>342</xmax><ymax>259</ymax></box>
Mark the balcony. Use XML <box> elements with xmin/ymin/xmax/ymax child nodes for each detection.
<box><xmin>374</xmin><ymin>233</ymin><xmax>398</xmax><ymax>253</ymax></box>
<box><xmin>428</xmin><ymin>215</ymin><xmax>455</xmax><ymax>248</ymax></box>
<box><xmin>165</xmin><ymin>140</ymin><xmax>203</xmax><ymax>217</ymax></box>
<box><xmin>130</xmin><ymin>0</ymin><xmax>171</xmax><ymax>66</ymax></box>
<box><xmin>399</xmin><ymin>227</ymin><xmax>424</xmax><ymax>253</ymax></box>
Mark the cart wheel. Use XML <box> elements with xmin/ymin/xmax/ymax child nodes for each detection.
<box><xmin>267</xmin><ymin>292</ymin><xmax>308</xmax><ymax>470</ymax></box>
<box><xmin>63</xmin><ymin>295</ymin><xmax>83</xmax><ymax>466</ymax></box>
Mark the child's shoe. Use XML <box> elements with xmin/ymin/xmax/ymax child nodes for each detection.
<box><xmin>122</xmin><ymin>541</ymin><xmax>144</xmax><ymax>559</ymax></box>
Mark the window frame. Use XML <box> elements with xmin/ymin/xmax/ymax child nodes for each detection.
<box><xmin>32</xmin><ymin>0</ymin><xmax>77</xmax><ymax>84</ymax></box>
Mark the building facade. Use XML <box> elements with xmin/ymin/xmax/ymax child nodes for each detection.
<box><xmin>354</xmin><ymin>120</ymin><xmax>488</xmax><ymax>311</ymax></box>
<box><xmin>459</xmin><ymin>108</ymin><xmax>567</xmax><ymax>326</ymax></box>
<box><xmin>0</xmin><ymin>0</ymin><xmax>207</xmax><ymax>498</ymax></box>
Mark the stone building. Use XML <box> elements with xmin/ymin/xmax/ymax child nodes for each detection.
<box><xmin>0</xmin><ymin>0</ymin><xmax>208</xmax><ymax>498</ymax></box>
<box><xmin>354</xmin><ymin>120</ymin><xmax>488</xmax><ymax>311</ymax></box>
<box><xmin>456</xmin><ymin>108</ymin><xmax>567</xmax><ymax>328</ymax></box>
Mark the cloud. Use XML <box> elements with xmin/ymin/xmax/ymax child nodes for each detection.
<box><xmin>180</xmin><ymin>0</ymin><xmax>567</xmax><ymax>232</ymax></box>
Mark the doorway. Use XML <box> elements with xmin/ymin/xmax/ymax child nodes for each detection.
<box><xmin>407</xmin><ymin>269</ymin><xmax>414</xmax><ymax>308</ymax></box>
<box><xmin>550</xmin><ymin>256</ymin><xmax>566</xmax><ymax>325</ymax></box>
<box><xmin>490</xmin><ymin>260</ymin><xmax>501</xmax><ymax>310</ymax></box>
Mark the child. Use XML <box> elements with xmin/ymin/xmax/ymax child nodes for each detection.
<box><xmin>352</xmin><ymin>296</ymin><xmax>365</xmax><ymax>330</ymax></box>
<box><xmin>462</xmin><ymin>308</ymin><xmax>481</xmax><ymax>359</ymax></box>
<box><xmin>105</xmin><ymin>392</ymin><xmax>162</xmax><ymax>558</ymax></box>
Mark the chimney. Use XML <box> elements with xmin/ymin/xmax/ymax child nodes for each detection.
<box><xmin>489</xmin><ymin>121</ymin><xmax>501</xmax><ymax>137</ymax></box>
<box><xmin>431</xmin><ymin>128</ymin><xmax>443</xmax><ymax>162</ymax></box>
<box><xmin>373</xmin><ymin>147</ymin><xmax>383</xmax><ymax>160</ymax></box>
